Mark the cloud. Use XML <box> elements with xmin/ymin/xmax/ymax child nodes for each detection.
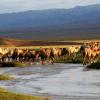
<box><xmin>0</xmin><ymin>0</ymin><xmax>100</xmax><ymax>13</ymax></box>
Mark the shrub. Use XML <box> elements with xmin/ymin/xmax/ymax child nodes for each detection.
<box><xmin>86</xmin><ymin>62</ymin><xmax>100</xmax><ymax>69</ymax></box>
<box><xmin>0</xmin><ymin>62</ymin><xmax>26</xmax><ymax>67</ymax></box>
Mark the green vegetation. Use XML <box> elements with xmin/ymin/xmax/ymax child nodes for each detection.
<box><xmin>86</xmin><ymin>62</ymin><xmax>100</xmax><ymax>69</ymax></box>
<box><xmin>86</xmin><ymin>55</ymin><xmax>100</xmax><ymax>70</ymax></box>
<box><xmin>54</xmin><ymin>53</ymin><xmax>83</xmax><ymax>64</ymax></box>
<box><xmin>0</xmin><ymin>87</ymin><xmax>50</xmax><ymax>100</ymax></box>
<box><xmin>0</xmin><ymin>74</ymin><xmax>13</xmax><ymax>80</ymax></box>
<box><xmin>0</xmin><ymin>62</ymin><xmax>26</xmax><ymax>67</ymax></box>
<box><xmin>54</xmin><ymin>55</ymin><xmax>73</xmax><ymax>63</ymax></box>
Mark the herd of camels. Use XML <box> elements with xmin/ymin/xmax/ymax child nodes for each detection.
<box><xmin>0</xmin><ymin>41</ymin><xmax>100</xmax><ymax>65</ymax></box>
<box><xmin>81</xmin><ymin>41</ymin><xmax>100</xmax><ymax>65</ymax></box>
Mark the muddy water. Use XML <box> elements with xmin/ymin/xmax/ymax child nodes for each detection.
<box><xmin>0</xmin><ymin>63</ymin><xmax>100</xmax><ymax>100</ymax></box>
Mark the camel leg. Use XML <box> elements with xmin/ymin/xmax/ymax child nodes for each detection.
<box><xmin>83</xmin><ymin>52</ymin><xmax>87</xmax><ymax>65</ymax></box>
<box><xmin>83</xmin><ymin>57</ymin><xmax>86</xmax><ymax>65</ymax></box>
<box><xmin>93</xmin><ymin>55</ymin><xmax>98</xmax><ymax>63</ymax></box>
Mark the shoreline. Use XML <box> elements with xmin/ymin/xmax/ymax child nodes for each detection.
<box><xmin>0</xmin><ymin>87</ymin><xmax>50</xmax><ymax>100</ymax></box>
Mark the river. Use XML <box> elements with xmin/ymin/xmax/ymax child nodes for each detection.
<box><xmin>0</xmin><ymin>63</ymin><xmax>100</xmax><ymax>100</ymax></box>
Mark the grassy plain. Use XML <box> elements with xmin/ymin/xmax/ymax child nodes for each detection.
<box><xmin>0</xmin><ymin>45</ymin><xmax>81</xmax><ymax>49</ymax></box>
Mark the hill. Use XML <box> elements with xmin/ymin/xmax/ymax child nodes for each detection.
<box><xmin>0</xmin><ymin>38</ymin><xmax>82</xmax><ymax>47</ymax></box>
<box><xmin>0</xmin><ymin>4</ymin><xmax>100</xmax><ymax>40</ymax></box>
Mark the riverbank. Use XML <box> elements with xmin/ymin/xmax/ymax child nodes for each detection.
<box><xmin>0</xmin><ymin>87</ymin><xmax>49</xmax><ymax>100</ymax></box>
<box><xmin>0</xmin><ymin>74</ymin><xmax>13</xmax><ymax>80</ymax></box>
<box><xmin>0</xmin><ymin>53</ymin><xmax>84</xmax><ymax>67</ymax></box>
<box><xmin>54</xmin><ymin>54</ymin><xmax>83</xmax><ymax>64</ymax></box>
<box><xmin>86</xmin><ymin>62</ymin><xmax>100</xmax><ymax>69</ymax></box>
<box><xmin>0</xmin><ymin>62</ymin><xmax>26</xmax><ymax>67</ymax></box>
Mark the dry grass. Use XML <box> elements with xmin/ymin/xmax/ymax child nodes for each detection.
<box><xmin>0</xmin><ymin>88</ymin><xmax>50</xmax><ymax>100</ymax></box>
<box><xmin>0</xmin><ymin>74</ymin><xmax>14</xmax><ymax>80</ymax></box>
<box><xmin>0</xmin><ymin>45</ymin><xmax>81</xmax><ymax>49</ymax></box>
<box><xmin>0</xmin><ymin>39</ymin><xmax>100</xmax><ymax>49</ymax></box>
<box><xmin>0</xmin><ymin>62</ymin><xmax>26</xmax><ymax>67</ymax></box>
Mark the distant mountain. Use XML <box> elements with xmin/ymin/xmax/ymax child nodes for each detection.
<box><xmin>0</xmin><ymin>4</ymin><xmax>100</xmax><ymax>40</ymax></box>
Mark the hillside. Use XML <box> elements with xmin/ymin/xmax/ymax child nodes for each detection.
<box><xmin>0</xmin><ymin>4</ymin><xmax>100</xmax><ymax>40</ymax></box>
<box><xmin>0</xmin><ymin>38</ymin><xmax>82</xmax><ymax>47</ymax></box>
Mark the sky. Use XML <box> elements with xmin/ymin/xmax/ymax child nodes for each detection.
<box><xmin>0</xmin><ymin>0</ymin><xmax>100</xmax><ymax>13</ymax></box>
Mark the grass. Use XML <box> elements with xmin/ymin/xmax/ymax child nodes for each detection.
<box><xmin>86</xmin><ymin>62</ymin><xmax>100</xmax><ymax>69</ymax></box>
<box><xmin>0</xmin><ymin>61</ymin><xmax>26</xmax><ymax>67</ymax></box>
<box><xmin>0</xmin><ymin>88</ymin><xmax>7</xmax><ymax>92</ymax></box>
<box><xmin>85</xmin><ymin>55</ymin><xmax>100</xmax><ymax>70</ymax></box>
<box><xmin>0</xmin><ymin>87</ymin><xmax>50</xmax><ymax>100</ymax></box>
<box><xmin>47</xmin><ymin>37</ymin><xmax>100</xmax><ymax>42</ymax></box>
<box><xmin>54</xmin><ymin>55</ymin><xmax>73</xmax><ymax>63</ymax></box>
<box><xmin>0</xmin><ymin>74</ymin><xmax>14</xmax><ymax>80</ymax></box>
<box><xmin>0</xmin><ymin>45</ymin><xmax>81</xmax><ymax>49</ymax></box>
<box><xmin>54</xmin><ymin>53</ymin><xmax>84</xmax><ymax>64</ymax></box>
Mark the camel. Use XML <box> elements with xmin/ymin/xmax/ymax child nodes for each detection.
<box><xmin>81</xmin><ymin>41</ymin><xmax>100</xmax><ymax>65</ymax></box>
<box><xmin>1</xmin><ymin>44</ymin><xmax>99</xmax><ymax>65</ymax></box>
<box><xmin>61</xmin><ymin>48</ymin><xmax>68</xmax><ymax>56</ymax></box>
<box><xmin>52</xmin><ymin>48</ymin><xmax>62</xmax><ymax>57</ymax></box>
<box><xmin>0</xmin><ymin>52</ymin><xmax>3</xmax><ymax>62</ymax></box>
<box><xmin>67</xmin><ymin>46</ymin><xmax>80</xmax><ymax>55</ymax></box>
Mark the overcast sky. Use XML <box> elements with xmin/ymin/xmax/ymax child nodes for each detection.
<box><xmin>0</xmin><ymin>0</ymin><xmax>100</xmax><ymax>13</ymax></box>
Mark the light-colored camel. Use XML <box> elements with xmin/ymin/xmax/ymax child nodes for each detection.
<box><xmin>82</xmin><ymin>41</ymin><xmax>100</xmax><ymax>65</ymax></box>
<box><xmin>67</xmin><ymin>46</ymin><xmax>80</xmax><ymax>55</ymax></box>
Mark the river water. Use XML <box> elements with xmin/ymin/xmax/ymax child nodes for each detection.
<box><xmin>0</xmin><ymin>63</ymin><xmax>100</xmax><ymax>100</ymax></box>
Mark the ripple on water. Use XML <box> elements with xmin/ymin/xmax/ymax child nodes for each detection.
<box><xmin>0</xmin><ymin>64</ymin><xmax>100</xmax><ymax>100</ymax></box>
